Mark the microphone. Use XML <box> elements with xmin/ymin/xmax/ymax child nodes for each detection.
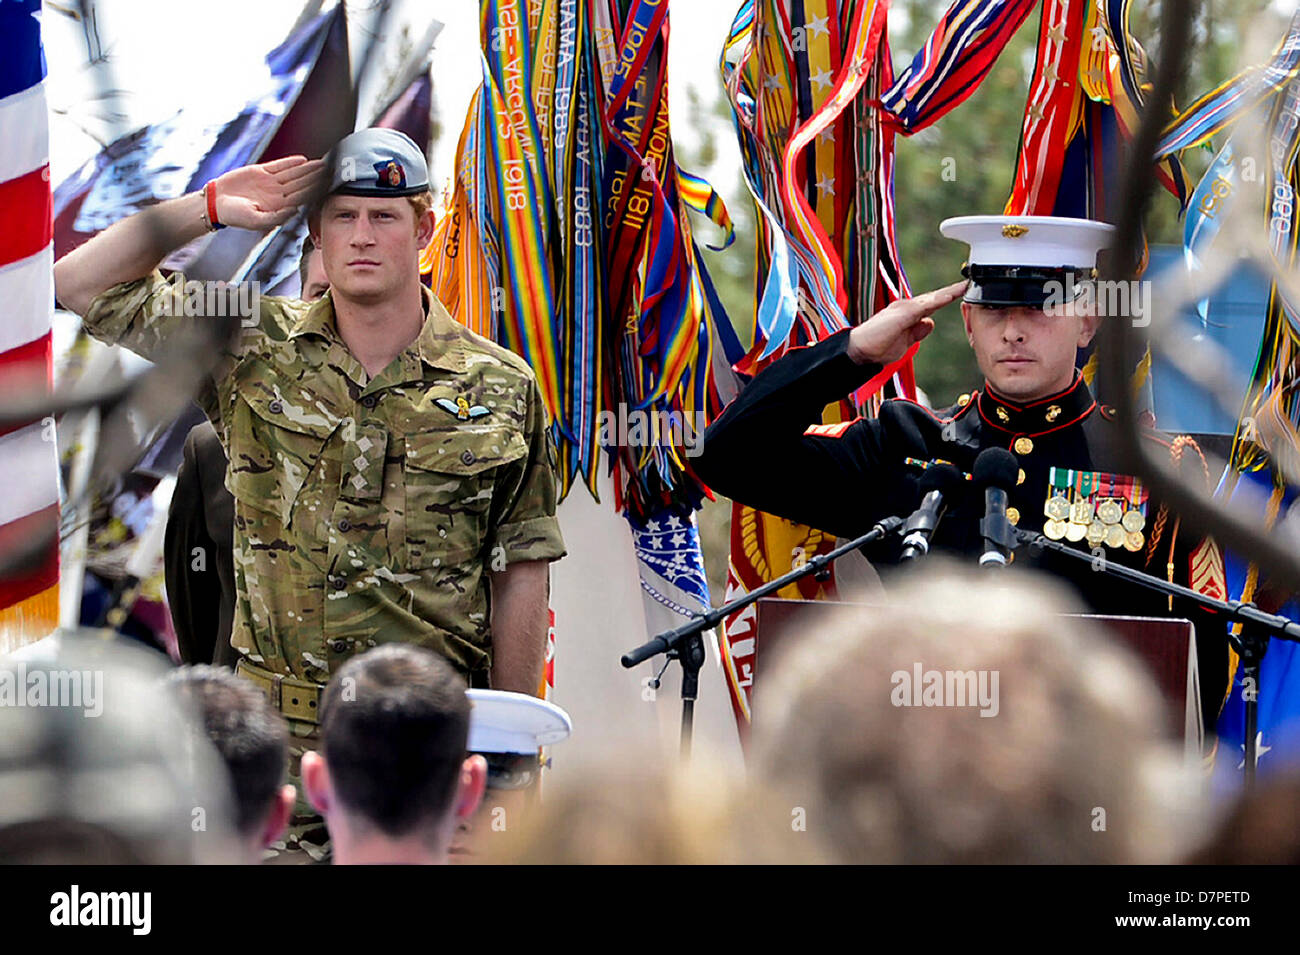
<box><xmin>900</xmin><ymin>463</ymin><xmax>964</xmax><ymax>561</ymax></box>
<box><xmin>974</xmin><ymin>448</ymin><xmax>1021</xmax><ymax>567</ymax></box>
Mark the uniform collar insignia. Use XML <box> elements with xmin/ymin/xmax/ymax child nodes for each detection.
<box><xmin>976</xmin><ymin>371</ymin><xmax>1096</xmax><ymax>435</ymax></box>
<box><xmin>435</xmin><ymin>395</ymin><xmax>490</xmax><ymax>421</ymax></box>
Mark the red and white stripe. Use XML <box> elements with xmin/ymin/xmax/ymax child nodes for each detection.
<box><xmin>0</xmin><ymin>55</ymin><xmax>60</xmax><ymax>644</ymax></box>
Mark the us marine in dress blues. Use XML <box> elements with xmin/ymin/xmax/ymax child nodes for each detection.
<box><xmin>696</xmin><ymin>215</ymin><xmax>1229</xmax><ymax>734</ymax></box>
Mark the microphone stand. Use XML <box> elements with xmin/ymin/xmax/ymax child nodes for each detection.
<box><xmin>620</xmin><ymin>515</ymin><xmax>906</xmax><ymax>758</ymax></box>
<box><xmin>1014</xmin><ymin>527</ymin><xmax>1300</xmax><ymax>787</ymax></box>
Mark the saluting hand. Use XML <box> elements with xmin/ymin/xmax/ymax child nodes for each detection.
<box><xmin>210</xmin><ymin>156</ymin><xmax>327</xmax><ymax>230</ymax></box>
<box><xmin>846</xmin><ymin>281</ymin><xmax>968</xmax><ymax>366</ymax></box>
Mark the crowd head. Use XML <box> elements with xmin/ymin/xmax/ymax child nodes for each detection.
<box><xmin>0</xmin><ymin>633</ymin><xmax>239</xmax><ymax>863</ymax></box>
<box><xmin>302</xmin><ymin>644</ymin><xmax>485</xmax><ymax>865</ymax></box>
<box><xmin>165</xmin><ymin>665</ymin><xmax>295</xmax><ymax>864</ymax></box>
<box><xmin>2</xmin><ymin>563</ymin><xmax>1280</xmax><ymax>865</ymax></box>
<box><xmin>747</xmin><ymin>562</ymin><xmax>1198</xmax><ymax>864</ymax></box>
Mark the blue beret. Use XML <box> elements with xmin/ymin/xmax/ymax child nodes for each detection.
<box><xmin>327</xmin><ymin>128</ymin><xmax>429</xmax><ymax>198</ymax></box>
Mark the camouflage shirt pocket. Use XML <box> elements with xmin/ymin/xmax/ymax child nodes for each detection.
<box><xmin>227</xmin><ymin>362</ymin><xmax>341</xmax><ymax>528</ymax></box>
<box><xmin>403</xmin><ymin>426</ymin><xmax>527</xmax><ymax>570</ymax></box>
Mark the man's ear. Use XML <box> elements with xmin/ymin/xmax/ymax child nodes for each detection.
<box><xmin>1076</xmin><ymin>304</ymin><xmax>1102</xmax><ymax>348</ymax></box>
<box><xmin>961</xmin><ymin>302</ymin><xmax>975</xmax><ymax>346</ymax></box>
<box><xmin>454</xmin><ymin>755</ymin><xmax>488</xmax><ymax>821</ymax></box>
<box><xmin>300</xmin><ymin>751</ymin><xmax>332</xmax><ymax>815</ymax></box>
<box><xmin>416</xmin><ymin>208</ymin><xmax>436</xmax><ymax>247</ymax></box>
<box><xmin>259</xmin><ymin>784</ymin><xmax>296</xmax><ymax>850</ymax></box>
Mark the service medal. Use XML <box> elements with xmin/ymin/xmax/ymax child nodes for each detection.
<box><xmin>1104</xmin><ymin>524</ymin><xmax>1126</xmax><ymax>548</ymax></box>
<box><xmin>1065</xmin><ymin>521</ymin><xmax>1088</xmax><ymax>542</ymax></box>
<box><xmin>1120</xmin><ymin>476</ymin><xmax>1149</xmax><ymax>534</ymax></box>
<box><xmin>1097</xmin><ymin>499</ymin><xmax>1123</xmax><ymax>524</ymax></box>
<box><xmin>1071</xmin><ymin>471</ymin><xmax>1098</xmax><ymax>525</ymax></box>
<box><xmin>1124</xmin><ymin>529</ymin><xmax>1145</xmax><ymax>552</ymax></box>
<box><xmin>1086</xmin><ymin>521</ymin><xmax>1106</xmax><ymax>546</ymax></box>
<box><xmin>1044</xmin><ymin>519</ymin><xmax>1068</xmax><ymax>540</ymax></box>
<box><xmin>1121</xmin><ymin>509</ymin><xmax>1146</xmax><ymax>533</ymax></box>
<box><xmin>1045</xmin><ymin>468</ymin><xmax>1072</xmax><ymax>522</ymax></box>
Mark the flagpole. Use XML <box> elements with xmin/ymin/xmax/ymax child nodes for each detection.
<box><xmin>366</xmin><ymin>19</ymin><xmax>443</xmax><ymax>127</ymax></box>
<box><xmin>289</xmin><ymin>0</ymin><xmax>328</xmax><ymax>36</ymax></box>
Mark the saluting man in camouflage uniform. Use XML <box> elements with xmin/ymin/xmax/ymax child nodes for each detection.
<box><xmin>55</xmin><ymin>129</ymin><xmax>566</xmax><ymax>860</ymax></box>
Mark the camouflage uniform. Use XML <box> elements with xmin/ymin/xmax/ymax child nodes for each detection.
<box><xmin>84</xmin><ymin>273</ymin><xmax>566</xmax><ymax>860</ymax></box>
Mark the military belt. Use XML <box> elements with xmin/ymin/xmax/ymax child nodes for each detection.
<box><xmin>235</xmin><ymin>658</ymin><xmax>325</xmax><ymax>725</ymax></box>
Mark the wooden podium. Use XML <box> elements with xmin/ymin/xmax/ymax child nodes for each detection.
<box><xmin>753</xmin><ymin>598</ymin><xmax>1203</xmax><ymax>756</ymax></box>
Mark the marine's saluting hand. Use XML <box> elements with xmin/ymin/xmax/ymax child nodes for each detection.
<box><xmin>846</xmin><ymin>280</ymin><xmax>968</xmax><ymax>366</ymax></box>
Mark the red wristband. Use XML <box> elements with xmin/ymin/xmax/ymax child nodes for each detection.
<box><xmin>205</xmin><ymin>182</ymin><xmax>226</xmax><ymax>230</ymax></box>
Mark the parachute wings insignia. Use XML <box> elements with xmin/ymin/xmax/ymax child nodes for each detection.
<box><xmin>435</xmin><ymin>396</ymin><xmax>491</xmax><ymax>421</ymax></box>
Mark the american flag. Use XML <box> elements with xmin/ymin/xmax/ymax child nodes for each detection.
<box><xmin>0</xmin><ymin>0</ymin><xmax>60</xmax><ymax>650</ymax></box>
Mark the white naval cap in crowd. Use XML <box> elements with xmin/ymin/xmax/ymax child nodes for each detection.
<box><xmin>466</xmin><ymin>689</ymin><xmax>572</xmax><ymax>755</ymax></box>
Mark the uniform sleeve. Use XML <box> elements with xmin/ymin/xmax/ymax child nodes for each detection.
<box><xmin>488</xmin><ymin>376</ymin><xmax>567</xmax><ymax>566</ymax></box>
<box><xmin>693</xmin><ymin>329</ymin><xmax>901</xmax><ymax>538</ymax></box>
<box><xmin>82</xmin><ymin>271</ymin><xmax>265</xmax><ymax>424</ymax></box>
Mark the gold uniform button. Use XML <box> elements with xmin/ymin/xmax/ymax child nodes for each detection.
<box><xmin>1017</xmin><ymin>468</ymin><xmax>1025</xmax><ymax>486</ymax></box>
<box><xmin>1006</xmin><ymin>507</ymin><xmax>1020</xmax><ymax>526</ymax></box>
<box><xmin>1014</xmin><ymin>437</ymin><xmax>1033</xmax><ymax>455</ymax></box>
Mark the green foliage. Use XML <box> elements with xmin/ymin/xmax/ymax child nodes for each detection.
<box><xmin>889</xmin><ymin>0</ymin><xmax>1286</xmax><ymax>407</ymax></box>
<box><xmin>1130</xmin><ymin>0</ymin><xmax>1285</xmax><ymax>247</ymax></box>
<box><xmin>686</xmin><ymin>87</ymin><xmax>758</xmax><ymax>349</ymax></box>
<box><xmin>697</xmin><ymin>492</ymin><xmax>733</xmax><ymax>607</ymax></box>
